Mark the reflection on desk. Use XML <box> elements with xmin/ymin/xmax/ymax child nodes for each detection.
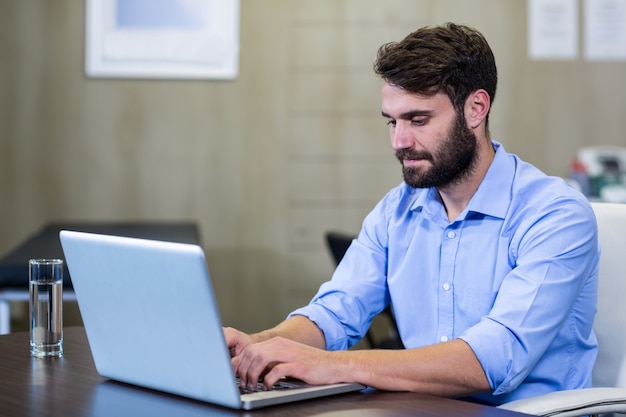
<box><xmin>0</xmin><ymin>327</ymin><xmax>528</xmax><ymax>417</ymax></box>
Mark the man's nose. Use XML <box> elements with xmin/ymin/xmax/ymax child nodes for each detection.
<box><xmin>391</xmin><ymin>122</ymin><xmax>413</xmax><ymax>151</ymax></box>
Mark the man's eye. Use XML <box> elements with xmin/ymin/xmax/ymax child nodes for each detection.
<box><xmin>386</xmin><ymin>120</ymin><xmax>396</xmax><ymax>127</ymax></box>
<box><xmin>412</xmin><ymin>119</ymin><xmax>426</xmax><ymax>126</ymax></box>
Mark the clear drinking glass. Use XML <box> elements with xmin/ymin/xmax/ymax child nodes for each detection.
<box><xmin>29</xmin><ymin>259</ymin><xmax>63</xmax><ymax>357</ymax></box>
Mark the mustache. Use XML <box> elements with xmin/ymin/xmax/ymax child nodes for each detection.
<box><xmin>395</xmin><ymin>149</ymin><xmax>433</xmax><ymax>162</ymax></box>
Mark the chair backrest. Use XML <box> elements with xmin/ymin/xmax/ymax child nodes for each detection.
<box><xmin>324</xmin><ymin>231</ymin><xmax>355</xmax><ymax>265</ymax></box>
<box><xmin>590</xmin><ymin>202</ymin><xmax>626</xmax><ymax>388</ymax></box>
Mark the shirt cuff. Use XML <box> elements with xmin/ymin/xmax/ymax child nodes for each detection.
<box><xmin>288</xmin><ymin>305</ymin><xmax>350</xmax><ymax>351</ymax></box>
<box><xmin>459</xmin><ymin>317</ymin><xmax>526</xmax><ymax>395</ymax></box>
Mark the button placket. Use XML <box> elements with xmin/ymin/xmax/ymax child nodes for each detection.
<box><xmin>438</xmin><ymin>226</ymin><xmax>459</xmax><ymax>344</ymax></box>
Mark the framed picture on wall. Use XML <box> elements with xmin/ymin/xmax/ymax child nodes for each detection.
<box><xmin>85</xmin><ymin>0</ymin><xmax>240</xmax><ymax>80</ymax></box>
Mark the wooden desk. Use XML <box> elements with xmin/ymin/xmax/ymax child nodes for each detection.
<box><xmin>0</xmin><ymin>327</ymin><xmax>529</xmax><ymax>416</ymax></box>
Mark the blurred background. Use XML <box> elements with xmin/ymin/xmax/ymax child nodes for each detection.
<box><xmin>1</xmin><ymin>0</ymin><xmax>625</xmax><ymax>333</ymax></box>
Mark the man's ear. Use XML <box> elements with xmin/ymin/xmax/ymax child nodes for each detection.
<box><xmin>465</xmin><ymin>89</ymin><xmax>491</xmax><ymax>130</ymax></box>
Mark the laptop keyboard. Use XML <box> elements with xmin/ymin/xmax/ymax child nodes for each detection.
<box><xmin>238</xmin><ymin>379</ymin><xmax>302</xmax><ymax>395</ymax></box>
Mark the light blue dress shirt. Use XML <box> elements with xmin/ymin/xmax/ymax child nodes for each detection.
<box><xmin>289</xmin><ymin>141</ymin><xmax>599</xmax><ymax>405</ymax></box>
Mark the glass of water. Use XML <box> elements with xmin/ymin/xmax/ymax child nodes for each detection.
<box><xmin>29</xmin><ymin>259</ymin><xmax>63</xmax><ymax>357</ymax></box>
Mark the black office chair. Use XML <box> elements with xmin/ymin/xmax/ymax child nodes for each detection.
<box><xmin>324</xmin><ymin>231</ymin><xmax>404</xmax><ymax>350</ymax></box>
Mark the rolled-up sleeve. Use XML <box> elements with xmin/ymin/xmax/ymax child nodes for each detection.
<box><xmin>288</xmin><ymin>194</ymin><xmax>395</xmax><ymax>350</ymax></box>
<box><xmin>288</xmin><ymin>234</ymin><xmax>391</xmax><ymax>350</ymax></box>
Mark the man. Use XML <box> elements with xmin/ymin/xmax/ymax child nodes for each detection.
<box><xmin>225</xmin><ymin>22</ymin><xmax>599</xmax><ymax>405</ymax></box>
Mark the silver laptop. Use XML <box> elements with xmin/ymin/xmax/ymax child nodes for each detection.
<box><xmin>59</xmin><ymin>230</ymin><xmax>364</xmax><ymax>410</ymax></box>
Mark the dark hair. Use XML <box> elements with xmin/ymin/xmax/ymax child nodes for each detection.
<box><xmin>373</xmin><ymin>23</ymin><xmax>497</xmax><ymax>124</ymax></box>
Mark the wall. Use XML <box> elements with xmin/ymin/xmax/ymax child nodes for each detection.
<box><xmin>1</xmin><ymin>0</ymin><xmax>625</xmax><ymax>332</ymax></box>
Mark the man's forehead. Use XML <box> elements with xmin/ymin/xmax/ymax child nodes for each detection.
<box><xmin>381</xmin><ymin>83</ymin><xmax>453</xmax><ymax>116</ymax></box>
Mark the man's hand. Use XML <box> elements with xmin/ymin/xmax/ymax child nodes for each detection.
<box><xmin>223</xmin><ymin>326</ymin><xmax>256</xmax><ymax>358</ymax></box>
<box><xmin>224</xmin><ymin>318</ymin><xmax>489</xmax><ymax>397</ymax></box>
<box><xmin>231</xmin><ymin>336</ymin><xmax>347</xmax><ymax>390</ymax></box>
<box><xmin>223</xmin><ymin>317</ymin><xmax>331</xmax><ymax>390</ymax></box>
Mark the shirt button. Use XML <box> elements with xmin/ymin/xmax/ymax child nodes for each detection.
<box><xmin>447</xmin><ymin>231</ymin><xmax>455</xmax><ymax>239</ymax></box>
<box><xmin>442</xmin><ymin>283</ymin><xmax>451</xmax><ymax>291</ymax></box>
<box><xmin>440</xmin><ymin>336</ymin><xmax>449</xmax><ymax>342</ymax></box>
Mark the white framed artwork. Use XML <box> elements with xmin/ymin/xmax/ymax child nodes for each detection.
<box><xmin>85</xmin><ymin>0</ymin><xmax>240</xmax><ymax>79</ymax></box>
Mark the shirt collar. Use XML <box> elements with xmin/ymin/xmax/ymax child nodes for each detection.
<box><xmin>466</xmin><ymin>141</ymin><xmax>512</xmax><ymax>219</ymax></box>
<box><xmin>409</xmin><ymin>141</ymin><xmax>513</xmax><ymax>220</ymax></box>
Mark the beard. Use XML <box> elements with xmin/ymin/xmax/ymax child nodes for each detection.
<box><xmin>396</xmin><ymin>113</ymin><xmax>478</xmax><ymax>189</ymax></box>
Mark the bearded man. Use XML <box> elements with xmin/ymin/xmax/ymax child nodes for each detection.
<box><xmin>225</xmin><ymin>22</ymin><xmax>599</xmax><ymax>406</ymax></box>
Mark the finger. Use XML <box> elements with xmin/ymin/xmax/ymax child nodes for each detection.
<box><xmin>237</xmin><ymin>346</ymin><xmax>269</xmax><ymax>389</ymax></box>
<box><xmin>236</xmin><ymin>338</ymin><xmax>300</xmax><ymax>388</ymax></box>
<box><xmin>262</xmin><ymin>363</ymin><xmax>289</xmax><ymax>389</ymax></box>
